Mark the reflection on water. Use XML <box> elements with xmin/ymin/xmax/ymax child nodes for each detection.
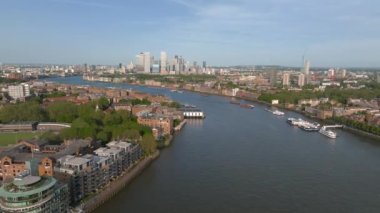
<box><xmin>185</xmin><ymin>119</ymin><xmax>204</xmax><ymax>127</ymax></box>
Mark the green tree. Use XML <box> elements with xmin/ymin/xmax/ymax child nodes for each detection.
<box><xmin>46</xmin><ymin>101</ymin><xmax>78</xmax><ymax>123</ymax></box>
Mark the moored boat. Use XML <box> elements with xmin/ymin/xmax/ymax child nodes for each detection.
<box><xmin>239</xmin><ymin>104</ymin><xmax>255</xmax><ymax>109</ymax></box>
<box><xmin>319</xmin><ymin>126</ymin><xmax>337</xmax><ymax>139</ymax></box>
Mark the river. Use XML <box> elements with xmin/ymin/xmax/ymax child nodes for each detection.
<box><xmin>47</xmin><ymin>76</ymin><xmax>380</xmax><ymax>213</ymax></box>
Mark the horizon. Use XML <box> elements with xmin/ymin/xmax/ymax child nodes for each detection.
<box><xmin>1</xmin><ymin>0</ymin><xmax>380</xmax><ymax>67</ymax></box>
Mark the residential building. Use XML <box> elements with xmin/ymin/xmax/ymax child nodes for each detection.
<box><xmin>55</xmin><ymin>141</ymin><xmax>142</xmax><ymax>205</ymax></box>
<box><xmin>298</xmin><ymin>74</ymin><xmax>305</xmax><ymax>87</ymax></box>
<box><xmin>269</xmin><ymin>71</ymin><xmax>278</xmax><ymax>86</ymax></box>
<box><xmin>8</xmin><ymin>83</ymin><xmax>30</xmax><ymax>100</ymax></box>
<box><xmin>282</xmin><ymin>73</ymin><xmax>290</xmax><ymax>86</ymax></box>
<box><xmin>137</xmin><ymin>113</ymin><xmax>174</xmax><ymax>135</ymax></box>
<box><xmin>0</xmin><ymin>173</ymin><xmax>69</xmax><ymax>213</ymax></box>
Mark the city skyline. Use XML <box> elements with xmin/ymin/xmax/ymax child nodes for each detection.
<box><xmin>1</xmin><ymin>0</ymin><xmax>380</xmax><ymax>67</ymax></box>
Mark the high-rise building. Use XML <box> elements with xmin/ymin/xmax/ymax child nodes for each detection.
<box><xmin>160</xmin><ymin>51</ymin><xmax>168</xmax><ymax>74</ymax></box>
<box><xmin>298</xmin><ymin>74</ymin><xmax>305</xmax><ymax>87</ymax></box>
<box><xmin>282</xmin><ymin>73</ymin><xmax>290</xmax><ymax>86</ymax></box>
<box><xmin>202</xmin><ymin>61</ymin><xmax>207</xmax><ymax>69</ymax></box>
<box><xmin>304</xmin><ymin>60</ymin><xmax>310</xmax><ymax>83</ymax></box>
<box><xmin>152</xmin><ymin>60</ymin><xmax>160</xmax><ymax>74</ymax></box>
<box><xmin>135</xmin><ymin>52</ymin><xmax>152</xmax><ymax>73</ymax></box>
<box><xmin>269</xmin><ymin>71</ymin><xmax>278</xmax><ymax>86</ymax></box>
<box><xmin>144</xmin><ymin>52</ymin><xmax>152</xmax><ymax>73</ymax></box>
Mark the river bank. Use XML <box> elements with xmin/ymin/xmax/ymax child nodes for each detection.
<box><xmin>48</xmin><ymin>76</ymin><xmax>380</xmax><ymax>213</ymax></box>
<box><xmin>73</xmin><ymin>151</ymin><xmax>160</xmax><ymax>213</ymax></box>
<box><xmin>116</xmin><ymin>79</ymin><xmax>380</xmax><ymax>141</ymax></box>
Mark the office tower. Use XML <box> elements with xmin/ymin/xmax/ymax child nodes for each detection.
<box><xmin>298</xmin><ymin>74</ymin><xmax>305</xmax><ymax>87</ymax></box>
<box><xmin>160</xmin><ymin>51</ymin><xmax>168</xmax><ymax>74</ymax></box>
<box><xmin>144</xmin><ymin>52</ymin><xmax>152</xmax><ymax>73</ymax></box>
<box><xmin>174</xmin><ymin>55</ymin><xmax>180</xmax><ymax>74</ymax></box>
<box><xmin>135</xmin><ymin>52</ymin><xmax>152</xmax><ymax>73</ymax></box>
<box><xmin>202</xmin><ymin>61</ymin><xmax>207</xmax><ymax>69</ymax></box>
<box><xmin>282</xmin><ymin>73</ymin><xmax>290</xmax><ymax>86</ymax></box>
<box><xmin>178</xmin><ymin>56</ymin><xmax>185</xmax><ymax>74</ymax></box>
<box><xmin>135</xmin><ymin>53</ymin><xmax>144</xmax><ymax>67</ymax></box>
<box><xmin>152</xmin><ymin>60</ymin><xmax>160</xmax><ymax>74</ymax></box>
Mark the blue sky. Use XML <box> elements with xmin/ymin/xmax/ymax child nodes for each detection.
<box><xmin>1</xmin><ymin>0</ymin><xmax>379</xmax><ymax>67</ymax></box>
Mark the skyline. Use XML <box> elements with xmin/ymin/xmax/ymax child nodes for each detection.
<box><xmin>1</xmin><ymin>0</ymin><xmax>380</xmax><ymax>67</ymax></box>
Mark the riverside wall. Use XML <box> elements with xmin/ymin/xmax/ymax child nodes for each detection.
<box><xmin>76</xmin><ymin>151</ymin><xmax>160</xmax><ymax>213</ymax></box>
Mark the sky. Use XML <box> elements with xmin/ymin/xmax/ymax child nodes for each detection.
<box><xmin>0</xmin><ymin>0</ymin><xmax>380</xmax><ymax>67</ymax></box>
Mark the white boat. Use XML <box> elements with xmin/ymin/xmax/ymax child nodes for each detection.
<box><xmin>287</xmin><ymin>118</ymin><xmax>302</xmax><ymax>126</ymax></box>
<box><xmin>319</xmin><ymin>126</ymin><xmax>337</xmax><ymax>139</ymax></box>
<box><xmin>272</xmin><ymin>110</ymin><xmax>285</xmax><ymax>116</ymax></box>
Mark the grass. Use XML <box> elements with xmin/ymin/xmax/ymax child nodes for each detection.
<box><xmin>0</xmin><ymin>132</ymin><xmax>43</xmax><ymax>146</ymax></box>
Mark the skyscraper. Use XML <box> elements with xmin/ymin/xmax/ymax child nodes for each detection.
<box><xmin>135</xmin><ymin>52</ymin><xmax>152</xmax><ymax>73</ymax></box>
<box><xmin>144</xmin><ymin>52</ymin><xmax>152</xmax><ymax>73</ymax></box>
<box><xmin>282</xmin><ymin>73</ymin><xmax>290</xmax><ymax>86</ymax></box>
<box><xmin>304</xmin><ymin>60</ymin><xmax>310</xmax><ymax>83</ymax></box>
<box><xmin>202</xmin><ymin>61</ymin><xmax>207</xmax><ymax>69</ymax></box>
<box><xmin>160</xmin><ymin>51</ymin><xmax>168</xmax><ymax>74</ymax></box>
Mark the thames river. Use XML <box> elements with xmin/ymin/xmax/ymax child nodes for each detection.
<box><xmin>49</xmin><ymin>76</ymin><xmax>380</xmax><ymax>213</ymax></box>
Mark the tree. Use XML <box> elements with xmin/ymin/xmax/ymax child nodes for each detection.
<box><xmin>97</xmin><ymin>97</ymin><xmax>110</xmax><ymax>110</ymax></box>
<box><xmin>46</xmin><ymin>101</ymin><xmax>78</xmax><ymax>123</ymax></box>
<box><xmin>140</xmin><ymin>134</ymin><xmax>157</xmax><ymax>155</ymax></box>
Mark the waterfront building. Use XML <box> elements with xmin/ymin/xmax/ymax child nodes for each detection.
<box><xmin>0</xmin><ymin>173</ymin><xmax>69</xmax><ymax>213</ymax></box>
<box><xmin>8</xmin><ymin>83</ymin><xmax>30</xmax><ymax>100</ymax></box>
<box><xmin>0</xmin><ymin>139</ymin><xmax>94</xmax><ymax>181</ymax></box>
<box><xmin>106</xmin><ymin>141</ymin><xmax>142</xmax><ymax>165</ymax></box>
<box><xmin>282</xmin><ymin>73</ymin><xmax>290</xmax><ymax>86</ymax></box>
<box><xmin>137</xmin><ymin>113</ymin><xmax>173</xmax><ymax>135</ymax></box>
<box><xmin>298</xmin><ymin>74</ymin><xmax>305</xmax><ymax>87</ymax></box>
<box><xmin>55</xmin><ymin>142</ymin><xmax>142</xmax><ymax>205</ymax></box>
<box><xmin>54</xmin><ymin>155</ymin><xmax>103</xmax><ymax>204</ymax></box>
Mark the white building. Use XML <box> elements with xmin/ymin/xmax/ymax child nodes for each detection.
<box><xmin>8</xmin><ymin>83</ymin><xmax>30</xmax><ymax>100</ymax></box>
<box><xmin>328</xmin><ymin>68</ymin><xmax>335</xmax><ymax>79</ymax></box>
<box><xmin>304</xmin><ymin>60</ymin><xmax>310</xmax><ymax>83</ymax></box>
<box><xmin>282</xmin><ymin>73</ymin><xmax>290</xmax><ymax>86</ymax></box>
<box><xmin>298</xmin><ymin>74</ymin><xmax>305</xmax><ymax>87</ymax></box>
<box><xmin>135</xmin><ymin>52</ymin><xmax>152</xmax><ymax>73</ymax></box>
<box><xmin>160</xmin><ymin>51</ymin><xmax>168</xmax><ymax>74</ymax></box>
